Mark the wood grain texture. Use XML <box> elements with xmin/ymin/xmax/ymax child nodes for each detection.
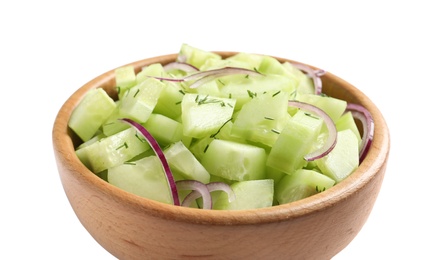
<box><xmin>52</xmin><ymin>52</ymin><xmax>390</xmax><ymax>260</ymax></box>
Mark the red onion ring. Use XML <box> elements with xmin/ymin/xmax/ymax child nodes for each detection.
<box><xmin>163</xmin><ymin>62</ymin><xmax>199</xmax><ymax>73</ymax></box>
<box><xmin>181</xmin><ymin>182</ymin><xmax>236</xmax><ymax>209</ymax></box>
<box><xmin>148</xmin><ymin>67</ymin><xmax>262</xmax><ymax>87</ymax></box>
<box><xmin>288</xmin><ymin>101</ymin><xmax>337</xmax><ymax>161</ymax></box>
<box><xmin>345</xmin><ymin>103</ymin><xmax>374</xmax><ymax>163</ymax></box>
<box><xmin>292</xmin><ymin>63</ymin><xmax>325</xmax><ymax>95</ymax></box>
<box><xmin>176</xmin><ymin>180</ymin><xmax>212</xmax><ymax>209</ymax></box>
<box><xmin>119</xmin><ymin>118</ymin><xmax>180</xmax><ymax>206</ymax></box>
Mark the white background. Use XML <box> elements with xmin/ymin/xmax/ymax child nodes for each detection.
<box><xmin>1</xmin><ymin>1</ymin><xmax>433</xmax><ymax>259</ymax></box>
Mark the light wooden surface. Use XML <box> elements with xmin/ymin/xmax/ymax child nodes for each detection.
<box><xmin>52</xmin><ymin>53</ymin><xmax>390</xmax><ymax>259</ymax></box>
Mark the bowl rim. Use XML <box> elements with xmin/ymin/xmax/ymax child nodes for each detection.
<box><xmin>53</xmin><ymin>51</ymin><xmax>390</xmax><ymax>225</ymax></box>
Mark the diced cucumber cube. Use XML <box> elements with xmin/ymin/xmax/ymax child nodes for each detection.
<box><xmin>281</xmin><ymin>62</ymin><xmax>315</xmax><ymax>94</ymax></box>
<box><xmin>101</xmin><ymin>103</ymin><xmax>129</xmax><ymax>136</ymax></box>
<box><xmin>213</xmin><ymin>179</ymin><xmax>274</xmax><ymax>210</ymax></box>
<box><xmin>119</xmin><ymin>78</ymin><xmax>164</xmax><ymax>123</ymax></box>
<box><xmin>258</xmin><ymin>55</ymin><xmax>297</xmax><ymax>80</ymax></box>
<box><xmin>219</xmin><ymin>74</ymin><xmax>296</xmax><ymax>110</ymax></box>
<box><xmin>266</xmin><ymin>110</ymin><xmax>324</xmax><ymax>175</ymax></box>
<box><xmin>68</xmin><ymin>88</ymin><xmax>117</xmax><ymax>142</ymax></box>
<box><xmin>178</xmin><ymin>43</ymin><xmax>221</xmax><ymax>68</ymax></box>
<box><xmin>315</xmin><ymin>129</ymin><xmax>359</xmax><ymax>182</ymax></box>
<box><xmin>297</xmin><ymin>93</ymin><xmax>347</xmax><ymax>122</ymax></box>
<box><xmin>115</xmin><ymin>65</ymin><xmax>136</xmax><ymax>99</ymax></box>
<box><xmin>141</xmin><ymin>113</ymin><xmax>183</xmax><ymax>146</ymax></box>
<box><xmin>231</xmin><ymin>91</ymin><xmax>290</xmax><ymax>147</ymax></box>
<box><xmin>181</xmin><ymin>93</ymin><xmax>236</xmax><ymax>139</ymax></box>
<box><xmin>335</xmin><ymin>111</ymin><xmax>362</xmax><ymax>148</ymax></box>
<box><xmin>164</xmin><ymin>141</ymin><xmax>210</xmax><ymax>184</ymax></box>
<box><xmin>153</xmin><ymin>81</ymin><xmax>184</xmax><ymax>120</ymax></box>
<box><xmin>76</xmin><ymin>127</ymin><xmax>151</xmax><ymax>173</ymax></box>
<box><xmin>225</xmin><ymin>52</ymin><xmax>265</xmax><ymax>70</ymax></box>
<box><xmin>107</xmin><ymin>156</ymin><xmax>173</xmax><ymax>204</ymax></box>
<box><xmin>136</xmin><ymin>63</ymin><xmax>167</xmax><ymax>83</ymax></box>
<box><xmin>201</xmin><ymin>139</ymin><xmax>267</xmax><ymax>181</ymax></box>
<box><xmin>275</xmin><ymin>169</ymin><xmax>335</xmax><ymax>204</ymax></box>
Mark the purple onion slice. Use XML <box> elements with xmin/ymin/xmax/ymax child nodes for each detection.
<box><xmin>119</xmin><ymin>118</ymin><xmax>180</xmax><ymax>206</ymax></box>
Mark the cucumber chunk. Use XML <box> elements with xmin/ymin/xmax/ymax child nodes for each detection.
<box><xmin>297</xmin><ymin>93</ymin><xmax>347</xmax><ymax>122</ymax></box>
<box><xmin>142</xmin><ymin>113</ymin><xmax>183</xmax><ymax>147</ymax></box>
<box><xmin>201</xmin><ymin>139</ymin><xmax>267</xmax><ymax>181</ymax></box>
<box><xmin>178</xmin><ymin>43</ymin><xmax>221</xmax><ymax>69</ymax></box>
<box><xmin>181</xmin><ymin>93</ymin><xmax>236</xmax><ymax>139</ymax></box>
<box><xmin>335</xmin><ymin>111</ymin><xmax>362</xmax><ymax>149</ymax></box>
<box><xmin>75</xmin><ymin>127</ymin><xmax>151</xmax><ymax>173</ymax></box>
<box><xmin>164</xmin><ymin>141</ymin><xmax>210</xmax><ymax>184</ymax></box>
<box><xmin>115</xmin><ymin>65</ymin><xmax>136</xmax><ymax>99</ymax></box>
<box><xmin>231</xmin><ymin>91</ymin><xmax>290</xmax><ymax>147</ymax></box>
<box><xmin>275</xmin><ymin>169</ymin><xmax>335</xmax><ymax>204</ymax></box>
<box><xmin>266</xmin><ymin>110</ymin><xmax>324</xmax><ymax>174</ymax></box>
<box><xmin>118</xmin><ymin>78</ymin><xmax>164</xmax><ymax>123</ymax></box>
<box><xmin>108</xmin><ymin>156</ymin><xmax>173</xmax><ymax>204</ymax></box>
<box><xmin>68</xmin><ymin>88</ymin><xmax>117</xmax><ymax>142</ymax></box>
<box><xmin>213</xmin><ymin>179</ymin><xmax>274</xmax><ymax>210</ymax></box>
<box><xmin>315</xmin><ymin>129</ymin><xmax>359</xmax><ymax>183</ymax></box>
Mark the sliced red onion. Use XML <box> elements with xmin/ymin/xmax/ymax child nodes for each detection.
<box><xmin>119</xmin><ymin>118</ymin><xmax>180</xmax><ymax>206</ymax></box>
<box><xmin>288</xmin><ymin>101</ymin><xmax>337</xmax><ymax>161</ymax></box>
<box><xmin>176</xmin><ymin>180</ymin><xmax>212</xmax><ymax>210</ymax></box>
<box><xmin>346</xmin><ymin>103</ymin><xmax>374</xmax><ymax>163</ymax></box>
<box><xmin>181</xmin><ymin>181</ymin><xmax>235</xmax><ymax>209</ymax></box>
<box><xmin>163</xmin><ymin>62</ymin><xmax>199</xmax><ymax>73</ymax></box>
<box><xmin>148</xmin><ymin>67</ymin><xmax>262</xmax><ymax>88</ymax></box>
<box><xmin>292</xmin><ymin>63</ymin><xmax>325</xmax><ymax>95</ymax></box>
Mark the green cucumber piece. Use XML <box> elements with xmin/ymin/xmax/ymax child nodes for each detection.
<box><xmin>219</xmin><ymin>74</ymin><xmax>296</xmax><ymax>110</ymax></box>
<box><xmin>141</xmin><ymin>113</ymin><xmax>183</xmax><ymax>146</ymax></box>
<box><xmin>115</xmin><ymin>65</ymin><xmax>136</xmax><ymax>99</ymax></box>
<box><xmin>107</xmin><ymin>156</ymin><xmax>173</xmax><ymax>204</ymax></box>
<box><xmin>213</xmin><ymin>179</ymin><xmax>274</xmax><ymax>210</ymax></box>
<box><xmin>225</xmin><ymin>52</ymin><xmax>265</xmax><ymax>70</ymax></box>
<box><xmin>153</xmin><ymin>81</ymin><xmax>184</xmax><ymax>120</ymax></box>
<box><xmin>118</xmin><ymin>78</ymin><xmax>164</xmax><ymax>123</ymax></box>
<box><xmin>75</xmin><ymin>127</ymin><xmax>151</xmax><ymax>173</ymax></box>
<box><xmin>297</xmin><ymin>93</ymin><xmax>347</xmax><ymax>122</ymax></box>
<box><xmin>181</xmin><ymin>93</ymin><xmax>236</xmax><ymax>138</ymax></box>
<box><xmin>315</xmin><ymin>129</ymin><xmax>359</xmax><ymax>182</ymax></box>
<box><xmin>231</xmin><ymin>91</ymin><xmax>290</xmax><ymax>147</ymax></box>
<box><xmin>266</xmin><ymin>110</ymin><xmax>324</xmax><ymax>174</ymax></box>
<box><xmin>136</xmin><ymin>63</ymin><xmax>167</xmax><ymax>83</ymax></box>
<box><xmin>201</xmin><ymin>139</ymin><xmax>267</xmax><ymax>181</ymax></box>
<box><xmin>164</xmin><ymin>141</ymin><xmax>210</xmax><ymax>184</ymax></box>
<box><xmin>281</xmin><ymin>62</ymin><xmax>315</xmax><ymax>94</ymax></box>
<box><xmin>275</xmin><ymin>169</ymin><xmax>335</xmax><ymax>204</ymax></box>
<box><xmin>335</xmin><ymin>111</ymin><xmax>362</xmax><ymax>148</ymax></box>
<box><xmin>68</xmin><ymin>88</ymin><xmax>117</xmax><ymax>142</ymax></box>
<box><xmin>178</xmin><ymin>43</ymin><xmax>221</xmax><ymax>69</ymax></box>
<box><xmin>101</xmin><ymin>103</ymin><xmax>129</xmax><ymax>136</ymax></box>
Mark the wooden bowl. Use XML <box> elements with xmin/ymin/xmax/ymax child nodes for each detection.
<box><xmin>52</xmin><ymin>52</ymin><xmax>390</xmax><ymax>259</ymax></box>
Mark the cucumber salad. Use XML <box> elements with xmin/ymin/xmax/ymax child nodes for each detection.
<box><xmin>68</xmin><ymin>44</ymin><xmax>373</xmax><ymax>210</ymax></box>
